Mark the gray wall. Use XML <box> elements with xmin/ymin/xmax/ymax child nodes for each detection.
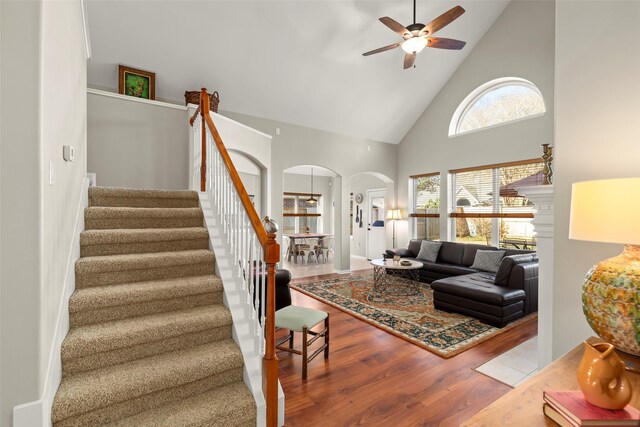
<box><xmin>223</xmin><ymin>111</ymin><xmax>398</xmax><ymax>272</ymax></box>
<box><xmin>350</xmin><ymin>174</ymin><xmax>388</xmax><ymax>257</ymax></box>
<box><xmin>88</xmin><ymin>92</ymin><xmax>189</xmax><ymax>190</ymax></box>
<box><xmin>396</xmin><ymin>0</ymin><xmax>555</xmax><ymax>244</ymax></box>
<box><xmin>1</xmin><ymin>0</ymin><xmax>88</xmax><ymax>424</ymax></box>
<box><xmin>552</xmin><ymin>0</ymin><xmax>640</xmax><ymax>358</ymax></box>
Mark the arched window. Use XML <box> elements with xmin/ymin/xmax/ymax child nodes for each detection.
<box><xmin>449</xmin><ymin>77</ymin><xmax>546</xmax><ymax>136</ymax></box>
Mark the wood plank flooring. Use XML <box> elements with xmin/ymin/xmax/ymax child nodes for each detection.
<box><xmin>278</xmin><ymin>271</ymin><xmax>538</xmax><ymax>427</ymax></box>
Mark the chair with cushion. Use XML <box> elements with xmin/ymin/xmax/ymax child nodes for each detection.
<box><xmin>275</xmin><ymin>305</ymin><xmax>329</xmax><ymax>380</ymax></box>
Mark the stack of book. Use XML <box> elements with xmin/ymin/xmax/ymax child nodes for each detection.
<box><xmin>543</xmin><ymin>391</ymin><xmax>640</xmax><ymax>426</ymax></box>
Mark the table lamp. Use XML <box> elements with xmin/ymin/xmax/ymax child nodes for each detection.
<box><xmin>569</xmin><ymin>178</ymin><xmax>640</xmax><ymax>371</ymax></box>
<box><xmin>386</xmin><ymin>209</ymin><xmax>403</xmax><ymax>248</ymax></box>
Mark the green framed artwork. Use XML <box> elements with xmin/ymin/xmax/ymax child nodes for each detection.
<box><xmin>118</xmin><ymin>65</ymin><xmax>155</xmax><ymax>100</ymax></box>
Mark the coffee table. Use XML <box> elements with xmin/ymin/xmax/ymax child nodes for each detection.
<box><xmin>370</xmin><ymin>258</ymin><xmax>424</xmax><ymax>295</ymax></box>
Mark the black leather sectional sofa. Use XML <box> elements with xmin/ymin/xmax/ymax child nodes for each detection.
<box><xmin>386</xmin><ymin>240</ymin><xmax>539</xmax><ymax>327</ymax></box>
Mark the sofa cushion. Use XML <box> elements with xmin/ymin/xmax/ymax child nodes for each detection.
<box><xmin>461</xmin><ymin>244</ymin><xmax>500</xmax><ymax>267</ymax></box>
<box><xmin>407</xmin><ymin>239</ymin><xmax>423</xmax><ymax>257</ymax></box>
<box><xmin>431</xmin><ymin>273</ymin><xmax>525</xmax><ymax>306</ymax></box>
<box><xmin>437</xmin><ymin>241</ymin><xmax>464</xmax><ymax>265</ymax></box>
<box><xmin>417</xmin><ymin>241</ymin><xmax>442</xmax><ymax>262</ymax></box>
<box><xmin>419</xmin><ymin>260</ymin><xmax>478</xmax><ymax>276</ymax></box>
<box><xmin>470</xmin><ymin>250</ymin><xmax>506</xmax><ymax>273</ymax></box>
<box><xmin>494</xmin><ymin>253</ymin><xmax>539</xmax><ymax>286</ymax></box>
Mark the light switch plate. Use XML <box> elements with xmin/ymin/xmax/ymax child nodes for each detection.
<box><xmin>63</xmin><ymin>145</ymin><xmax>75</xmax><ymax>162</ymax></box>
<box><xmin>49</xmin><ymin>161</ymin><xmax>55</xmax><ymax>186</ymax></box>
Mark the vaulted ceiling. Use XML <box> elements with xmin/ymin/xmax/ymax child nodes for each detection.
<box><xmin>86</xmin><ymin>0</ymin><xmax>509</xmax><ymax>144</ymax></box>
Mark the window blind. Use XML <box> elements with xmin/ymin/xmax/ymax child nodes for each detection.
<box><xmin>449</xmin><ymin>160</ymin><xmax>543</xmax><ymax>218</ymax></box>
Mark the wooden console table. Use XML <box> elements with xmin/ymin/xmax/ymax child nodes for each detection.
<box><xmin>462</xmin><ymin>338</ymin><xmax>640</xmax><ymax>426</ymax></box>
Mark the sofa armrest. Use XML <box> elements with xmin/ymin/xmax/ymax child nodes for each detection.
<box><xmin>507</xmin><ymin>262</ymin><xmax>539</xmax><ymax>314</ymax></box>
<box><xmin>386</xmin><ymin>248</ymin><xmax>412</xmax><ymax>257</ymax></box>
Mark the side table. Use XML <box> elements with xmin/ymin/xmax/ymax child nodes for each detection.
<box><xmin>462</xmin><ymin>337</ymin><xmax>640</xmax><ymax>426</ymax></box>
<box><xmin>369</xmin><ymin>258</ymin><xmax>423</xmax><ymax>295</ymax></box>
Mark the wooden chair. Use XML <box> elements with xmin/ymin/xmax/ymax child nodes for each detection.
<box><xmin>275</xmin><ymin>306</ymin><xmax>329</xmax><ymax>380</ymax></box>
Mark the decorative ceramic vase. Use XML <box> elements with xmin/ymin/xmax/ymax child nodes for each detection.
<box><xmin>582</xmin><ymin>245</ymin><xmax>640</xmax><ymax>357</ymax></box>
<box><xmin>577</xmin><ymin>341</ymin><xmax>632</xmax><ymax>410</ymax></box>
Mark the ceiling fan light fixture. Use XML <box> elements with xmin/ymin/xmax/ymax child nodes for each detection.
<box><xmin>401</xmin><ymin>37</ymin><xmax>428</xmax><ymax>53</ymax></box>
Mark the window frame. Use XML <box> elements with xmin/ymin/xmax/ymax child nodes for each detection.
<box><xmin>448</xmin><ymin>159</ymin><xmax>543</xmax><ymax>248</ymax></box>
<box><xmin>449</xmin><ymin>77</ymin><xmax>546</xmax><ymax>137</ymax></box>
<box><xmin>409</xmin><ymin>172</ymin><xmax>441</xmax><ymax>241</ymax></box>
<box><xmin>282</xmin><ymin>192</ymin><xmax>322</xmax><ymax>234</ymax></box>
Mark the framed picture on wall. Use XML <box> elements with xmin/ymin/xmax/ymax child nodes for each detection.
<box><xmin>118</xmin><ymin>65</ymin><xmax>156</xmax><ymax>100</ymax></box>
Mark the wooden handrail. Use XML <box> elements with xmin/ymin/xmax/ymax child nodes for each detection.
<box><xmin>190</xmin><ymin>88</ymin><xmax>279</xmax><ymax>427</ymax></box>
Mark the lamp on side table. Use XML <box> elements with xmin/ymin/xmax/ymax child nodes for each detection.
<box><xmin>569</xmin><ymin>178</ymin><xmax>640</xmax><ymax>372</ymax></box>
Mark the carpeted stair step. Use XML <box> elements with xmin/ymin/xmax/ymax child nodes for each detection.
<box><xmin>111</xmin><ymin>381</ymin><xmax>257</xmax><ymax>427</ymax></box>
<box><xmin>52</xmin><ymin>339</ymin><xmax>244</xmax><ymax>426</ymax></box>
<box><xmin>80</xmin><ymin>227</ymin><xmax>210</xmax><ymax>256</ymax></box>
<box><xmin>85</xmin><ymin>207</ymin><xmax>204</xmax><ymax>230</ymax></box>
<box><xmin>69</xmin><ymin>275</ymin><xmax>223</xmax><ymax>327</ymax></box>
<box><xmin>75</xmin><ymin>249</ymin><xmax>215</xmax><ymax>288</ymax></box>
<box><xmin>89</xmin><ymin>187</ymin><xmax>200</xmax><ymax>208</ymax></box>
<box><xmin>62</xmin><ymin>305</ymin><xmax>233</xmax><ymax>376</ymax></box>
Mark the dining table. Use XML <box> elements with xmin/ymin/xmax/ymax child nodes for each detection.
<box><xmin>285</xmin><ymin>233</ymin><xmax>332</xmax><ymax>263</ymax></box>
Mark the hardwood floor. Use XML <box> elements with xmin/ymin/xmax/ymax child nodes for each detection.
<box><xmin>278</xmin><ymin>271</ymin><xmax>538</xmax><ymax>427</ymax></box>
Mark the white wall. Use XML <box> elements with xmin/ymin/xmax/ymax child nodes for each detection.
<box><xmin>1</xmin><ymin>1</ymin><xmax>87</xmax><ymax>425</ymax></box>
<box><xmin>396</xmin><ymin>0</ymin><xmax>555</xmax><ymax>244</ymax></box>
<box><xmin>552</xmin><ymin>0</ymin><xmax>640</xmax><ymax>359</ymax></box>
<box><xmin>222</xmin><ymin>111</ymin><xmax>397</xmax><ymax>272</ymax></box>
<box><xmin>88</xmin><ymin>91</ymin><xmax>189</xmax><ymax>190</ymax></box>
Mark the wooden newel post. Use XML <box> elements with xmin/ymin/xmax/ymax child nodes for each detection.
<box><xmin>200</xmin><ymin>88</ymin><xmax>210</xmax><ymax>192</ymax></box>
<box><xmin>262</xmin><ymin>217</ymin><xmax>280</xmax><ymax>427</ymax></box>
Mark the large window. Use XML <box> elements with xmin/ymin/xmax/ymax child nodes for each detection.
<box><xmin>410</xmin><ymin>173</ymin><xmax>440</xmax><ymax>240</ymax></box>
<box><xmin>283</xmin><ymin>192</ymin><xmax>321</xmax><ymax>234</ymax></box>
<box><xmin>449</xmin><ymin>77</ymin><xmax>546</xmax><ymax>136</ymax></box>
<box><xmin>449</xmin><ymin>160</ymin><xmax>543</xmax><ymax>249</ymax></box>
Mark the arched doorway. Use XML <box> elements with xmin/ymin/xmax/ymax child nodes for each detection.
<box><xmin>280</xmin><ymin>165</ymin><xmax>339</xmax><ymax>277</ymax></box>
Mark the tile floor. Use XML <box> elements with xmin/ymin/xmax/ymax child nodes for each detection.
<box><xmin>475</xmin><ymin>336</ymin><xmax>539</xmax><ymax>387</ymax></box>
<box><xmin>280</xmin><ymin>255</ymin><xmax>372</xmax><ymax>279</ymax></box>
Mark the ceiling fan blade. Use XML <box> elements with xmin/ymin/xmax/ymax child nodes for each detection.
<box><xmin>421</xmin><ymin>5</ymin><xmax>465</xmax><ymax>36</ymax></box>
<box><xmin>403</xmin><ymin>52</ymin><xmax>416</xmax><ymax>69</ymax></box>
<box><xmin>379</xmin><ymin>17</ymin><xmax>411</xmax><ymax>38</ymax></box>
<box><xmin>362</xmin><ymin>41</ymin><xmax>402</xmax><ymax>56</ymax></box>
<box><xmin>427</xmin><ymin>37</ymin><xmax>466</xmax><ymax>50</ymax></box>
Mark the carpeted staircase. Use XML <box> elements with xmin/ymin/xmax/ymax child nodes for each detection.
<box><xmin>52</xmin><ymin>187</ymin><xmax>257</xmax><ymax>426</ymax></box>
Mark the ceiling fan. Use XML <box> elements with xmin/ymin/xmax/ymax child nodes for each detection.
<box><xmin>363</xmin><ymin>1</ymin><xmax>467</xmax><ymax>69</ymax></box>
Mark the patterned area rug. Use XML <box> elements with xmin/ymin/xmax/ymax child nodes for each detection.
<box><xmin>291</xmin><ymin>274</ymin><xmax>535</xmax><ymax>358</ymax></box>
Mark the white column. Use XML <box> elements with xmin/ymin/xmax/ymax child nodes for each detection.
<box><xmin>516</xmin><ymin>184</ymin><xmax>554</xmax><ymax>369</ymax></box>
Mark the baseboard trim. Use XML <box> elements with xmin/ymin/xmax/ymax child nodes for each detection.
<box><xmin>13</xmin><ymin>178</ymin><xmax>89</xmax><ymax>427</ymax></box>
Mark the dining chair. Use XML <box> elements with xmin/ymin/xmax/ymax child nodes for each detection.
<box><xmin>317</xmin><ymin>236</ymin><xmax>334</xmax><ymax>263</ymax></box>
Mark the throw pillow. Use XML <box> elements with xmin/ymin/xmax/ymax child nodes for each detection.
<box><xmin>416</xmin><ymin>241</ymin><xmax>442</xmax><ymax>262</ymax></box>
<box><xmin>470</xmin><ymin>250</ymin><xmax>506</xmax><ymax>273</ymax></box>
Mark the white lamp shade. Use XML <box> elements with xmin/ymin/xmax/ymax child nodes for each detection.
<box><xmin>386</xmin><ymin>209</ymin><xmax>403</xmax><ymax>221</ymax></box>
<box><xmin>569</xmin><ymin>178</ymin><xmax>640</xmax><ymax>245</ymax></box>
